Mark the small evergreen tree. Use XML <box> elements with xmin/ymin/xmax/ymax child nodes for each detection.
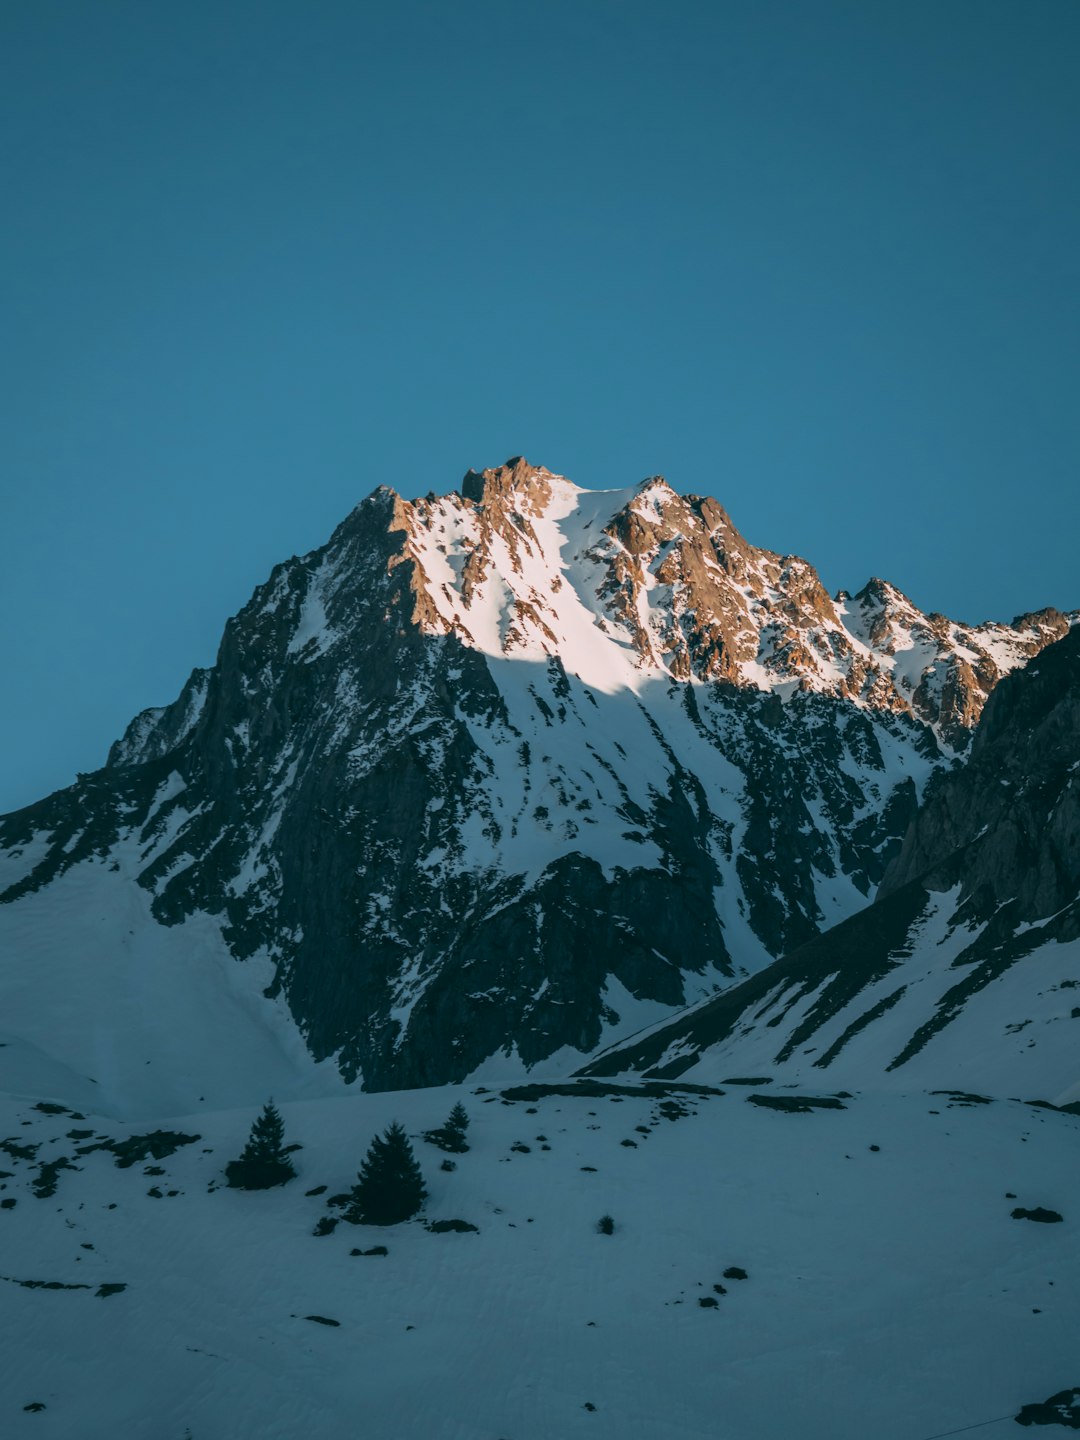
<box><xmin>346</xmin><ymin>1121</ymin><xmax>427</xmax><ymax>1225</ymax></box>
<box><xmin>225</xmin><ymin>1100</ymin><xmax>297</xmax><ymax>1190</ymax></box>
<box><xmin>423</xmin><ymin>1101</ymin><xmax>470</xmax><ymax>1154</ymax></box>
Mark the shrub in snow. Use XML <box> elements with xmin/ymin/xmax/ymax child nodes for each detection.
<box><xmin>423</xmin><ymin>1102</ymin><xmax>470</xmax><ymax>1154</ymax></box>
<box><xmin>345</xmin><ymin>1122</ymin><xmax>427</xmax><ymax>1226</ymax></box>
<box><xmin>225</xmin><ymin>1101</ymin><xmax>297</xmax><ymax>1191</ymax></box>
<box><xmin>597</xmin><ymin>1214</ymin><xmax>615</xmax><ymax>1235</ymax></box>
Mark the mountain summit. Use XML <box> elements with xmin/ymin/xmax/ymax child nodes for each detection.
<box><xmin>0</xmin><ymin>460</ymin><xmax>1073</xmax><ymax>1100</ymax></box>
<box><xmin>373</xmin><ymin>457</ymin><xmax>1066</xmax><ymax>742</ymax></box>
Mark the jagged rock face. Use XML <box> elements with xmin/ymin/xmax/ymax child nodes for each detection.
<box><xmin>840</xmin><ymin>579</ymin><xmax>1070</xmax><ymax>743</ymax></box>
<box><xmin>881</xmin><ymin>624</ymin><xmax>1080</xmax><ymax>918</ymax></box>
<box><xmin>583</xmin><ymin>627</ymin><xmax>1080</xmax><ymax>1097</ymax></box>
<box><xmin>0</xmin><ymin>460</ymin><xmax>1073</xmax><ymax>1091</ymax></box>
<box><xmin>411</xmin><ymin>460</ymin><xmax>1070</xmax><ymax>748</ymax></box>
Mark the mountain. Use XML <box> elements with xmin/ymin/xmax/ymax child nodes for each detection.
<box><xmin>0</xmin><ymin>458</ymin><xmax>1073</xmax><ymax>1098</ymax></box>
<box><xmin>583</xmin><ymin>623</ymin><xmax>1080</xmax><ymax>1100</ymax></box>
<box><xmin>3</xmin><ymin>458</ymin><xmax>1078</xmax><ymax>1439</ymax></box>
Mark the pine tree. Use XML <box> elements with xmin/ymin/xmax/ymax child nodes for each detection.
<box><xmin>225</xmin><ymin>1100</ymin><xmax>297</xmax><ymax>1190</ymax></box>
<box><xmin>446</xmin><ymin>1102</ymin><xmax>469</xmax><ymax>1138</ymax></box>
<box><xmin>423</xmin><ymin>1101</ymin><xmax>470</xmax><ymax>1154</ymax></box>
<box><xmin>345</xmin><ymin>1121</ymin><xmax>427</xmax><ymax>1225</ymax></box>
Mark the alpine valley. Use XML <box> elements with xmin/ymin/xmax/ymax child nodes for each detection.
<box><xmin>1</xmin><ymin>459</ymin><xmax>1078</xmax><ymax>1440</ymax></box>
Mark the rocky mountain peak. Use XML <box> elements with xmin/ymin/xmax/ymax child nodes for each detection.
<box><xmin>459</xmin><ymin>455</ymin><xmax>556</xmax><ymax>513</ymax></box>
<box><xmin>1</xmin><ymin>457</ymin><xmax>1075</xmax><ymax>1096</ymax></box>
<box><xmin>385</xmin><ymin>465</ymin><xmax>1074</xmax><ymax>745</ymax></box>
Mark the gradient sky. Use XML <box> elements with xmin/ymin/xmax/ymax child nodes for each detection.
<box><xmin>2</xmin><ymin>0</ymin><xmax>1079</xmax><ymax>812</ymax></box>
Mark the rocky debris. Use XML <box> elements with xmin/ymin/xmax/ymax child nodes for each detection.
<box><xmin>73</xmin><ymin>1131</ymin><xmax>201</xmax><ymax>1169</ymax></box>
<box><xmin>1015</xmin><ymin>1387</ymin><xmax>1080</xmax><ymax>1428</ymax></box>
<box><xmin>1011</xmin><ymin>1207</ymin><xmax>1064</xmax><ymax>1224</ymax></box>
<box><xmin>500</xmin><ymin>1081</ymin><xmax>722</xmax><ymax>1102</ymax></box>
<box><xmin>3</xmin><ymin>1276</ymin><xmax>91</xmax><ymax>1291</ymax></box>
<box><xmin>32</xmin><ymin>1156</ymin><xmax>79</xmax><ymax>1198</ymax></box>
<box><xmin>747</xmin><ymin>1095</ymin><xmax>847</xmax><ymax>1113</ymax></box>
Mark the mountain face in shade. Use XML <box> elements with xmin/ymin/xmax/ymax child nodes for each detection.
<box><xmin>0</xmin><ymin>458</ymin><xmax>1073</xmax><ymax>1096</ymax></box>
<box><xmin>583</xmin><ymin>624</ymin><xmax>1080</xmax><ymax>1100</ymax></box>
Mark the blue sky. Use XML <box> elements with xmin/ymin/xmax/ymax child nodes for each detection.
<box><xmin>2</xmin><ymin>0</ymin><xmax>1078</xmax><ymax>811</ymax></box>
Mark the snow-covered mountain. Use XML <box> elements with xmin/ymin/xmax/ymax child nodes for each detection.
<box><xmin>584</xmin><ymin>623</ymin><xmax>1080</xmax><ymax>1101</ymax></box>
<box><xmin>0</xmin><ymin>458</ymin><xmax>1073</xmax><ymax>1095</ymax></box>
<box><xmin>3</xmin><ymin>457</ymin><xmax>1079</xmax><ymax>1440</ymax></box>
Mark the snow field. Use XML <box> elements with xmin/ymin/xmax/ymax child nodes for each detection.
<box><xmin>0</xmin><ymin>859</ymin><xmax>349</xmax><ymax>1121</ymax></box>
<box><xmin>1</xmin><ymin>1079</ymin><xmax>1076</xmax><ymax>1440</ymax></box>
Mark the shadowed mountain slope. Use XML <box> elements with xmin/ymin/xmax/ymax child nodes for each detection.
<box><xmin>582</xmin><ymin>626</ymin><xmax>1080</xmax><ymax>1100</ymax></box>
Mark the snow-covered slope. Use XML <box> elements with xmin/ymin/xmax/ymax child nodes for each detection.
<box><xmin>1</xmin><ymin>1076</ymin><xmax>1076</xmax><ymax>1440</ymax></box>
<box><xmin>0</xmin><ymin>854</ymin><xmax>352</xmax><ymax>1121</ymax></box>
<box><xmin>584</xmin><ymin>626</ymin><xmax>1080</xmax><ymax>1101</ymax></box>
<box><xmin>0</xmin><ymin>458</ymin><xmax>1073</xmax><ymax>1091</ymax></box>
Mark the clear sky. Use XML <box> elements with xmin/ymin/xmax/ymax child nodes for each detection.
<box><xmin>2</xmin><ymin>0</ymin><xmax>1078</xmax><ymax>812</ymax></box>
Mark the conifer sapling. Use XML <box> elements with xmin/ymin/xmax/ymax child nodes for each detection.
<box><xmin>346</xmin><ymin>1121</ymin><xmax>427</xmax><ymax>1225</ymax></box>
<box><xmin>423</xmin><ymin>1101</ymin><xmax>470</xmax><ymax>1154</ymax></box>
<box><xmin>225</xmin><ymin>1100</ymin><xmax>297</xmax><ymax>1190</ymax></box>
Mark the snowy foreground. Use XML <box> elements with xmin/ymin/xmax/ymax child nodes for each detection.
<box><xmin>1</xmin><ymin>1077</ymin><xmax>1076</xmax><ymax>1439</ymax></box>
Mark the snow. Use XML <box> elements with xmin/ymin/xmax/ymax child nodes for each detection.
<box><xmin>108</xmin><ymin>670</ymin><xmax>209</xmax><ymax>768</ymax></box>
<box><xmin>0</xmin><ymin>1075</ymin><xmax>1075</xmax><ymax>1439</ymax></box>
<box><xmin>0</xmin><ymin>834</ymin><xmax>53</xmax><ymax>894</ymax></box>
<box><xmin>2</xmin><ymin>467</ymin><xmax>1078</xmax><ymax>1434</ymax></box>
<box><xmin>637</xmin><ymin>891</ymin><xmax>1080</xmax><ymax>1102</ymax></box>
<box><xmin>287</xmin><ymin>561</ymin><xmax>336</xmax><ymax>660</ymax></box>
<box><xmin>0</xmin><ymin>857</ymin><xmax>352</xmax><ymax>1120</ymax></box>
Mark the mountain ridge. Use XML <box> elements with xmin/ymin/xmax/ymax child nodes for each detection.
<box><xmin>1</xmin><ymin>458</ymin><xmax>1075</xmax><ymax>1096</ymax></box>
<box><xmin>583</xmin><ymin>624</ymin><xmax>1080</xmax><ymax>1100</ymax></box>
